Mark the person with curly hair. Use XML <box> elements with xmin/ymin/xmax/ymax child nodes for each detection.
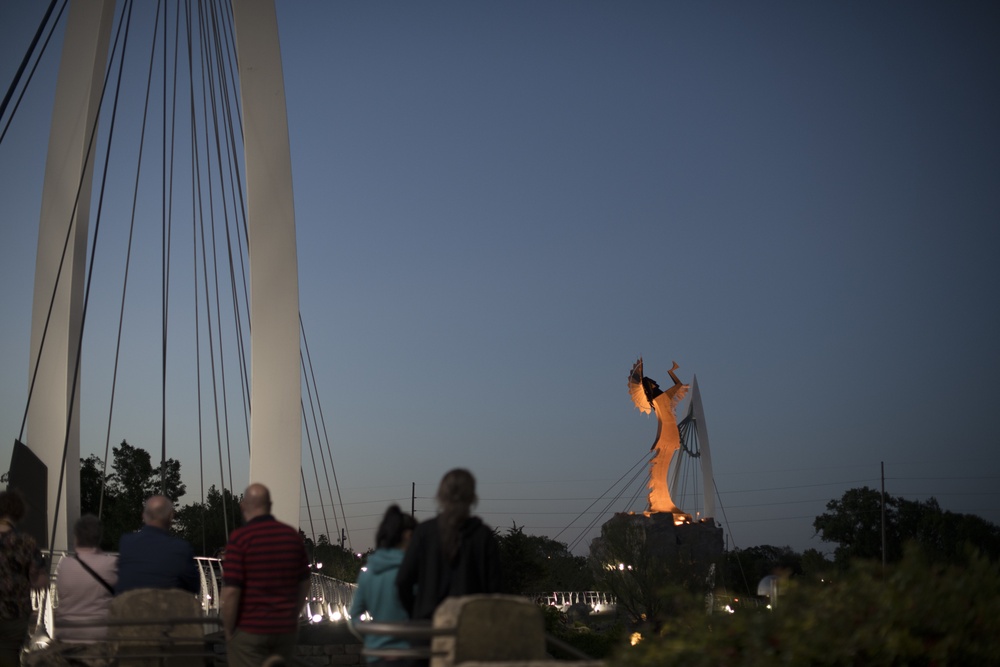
<box><xmin>0</xmin><ymin>490</ymin><xmax>48</xmax><ymax>667</ymax></box>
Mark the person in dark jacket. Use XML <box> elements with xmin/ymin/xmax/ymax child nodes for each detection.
<box><xmin>115</xmin><ymin>495</ymin><xmax>199</xmax><ymax>595</ymax></box>
<box><xmin>349</xmin><ymin>504</ymin><xmax>417</xmax><ymax>662</ymax></box>
<box><xmin>0</xmin><ymin>490</ymin><xmax>47</xmax><ymax>667</ymax></box>
<box><xmin>396</xmin><ymin>469</ymin><xmax>501</xmax><ymax>620</ymax></box>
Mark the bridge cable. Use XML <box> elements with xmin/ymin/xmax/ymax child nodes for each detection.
<box><xmin>0</xmin><ymin>0</ymin><xmax>60</xmax><ymax>131</ymax></box>
<box><xmin>622</xmin><ymin>465</ymin><xmax>647</xmax><ymax>514</ymax></box>
<box><xmin>180</xmin><ymin>0</ymin><xmax>222</xmax><ymax>548</ymax></box>
<box><xmin>566</xmin><ymin>457</ymin><xmax>649</xmax><ymax>553</ymax></box>
<box><xmin>301</xmin><ymin>467</ymin><xmax>318</xmax><ymax>548</ymax></box>
<box><xmin>190</xmin><ymin>119</ymin><xmax>208</xmax><ymax>554</ymax></box>
<box><xmin>190</xmin><ymin>25</ymin><xmax>232</xmax><ymax>539</ymax></box>
<box><xmin>210</xmin><ymin>0</ymin><xmax>256</xmax><ymax>535</ymax></box>
<box><xmin>0</xmin><ymin>0</ymin><xmax>67</xmax><ymax>147</ymax></box>
<box><xmin>159</xmin><ymin>0</ymin><xmax>175</xmax><ymax>497</ymax></box>
<box><xmin>162</xmin><ymin>0</ymin><xmax>185</xmax><ymax>498</ymax></box>
<box><xmin>204</xmin><ymin>0</ymin><xmax>252</xmax><ymax>455</ymax></box>
<box><xmin>301</xmin><ymin>354</ymin><xmax>339</xmax><ymax>541</ymax></box>
<box><xmin>551</xmin><ymin>451</ymin><xmax>647</xmax><ymax>544</ymax></box>
<box><xmin>709</xmin><ymin>476</ymin><xmax>752</xmax><ymax>595</ymax></box>
<box><xmin>561</xmin><ymin>456</ymin><xmax>646</xmax><ymax>551</ymax></box>
<box><xmin>301</xmin><ymin>347</ymin><xmax>343</xmax><ymax>543</ymax></box>
<box><xmin>301</xmin><ymin>315</ymin><xmax>353</xmax><ymax>550</ymax></box>
<box><xmin>192</xmin><ymin>0</ymin><xmax>245</xmax><ymax>508</ymax></box>
<box><xmin>15</xmin><ymin>0</ymin><xmax>129</xmax><ymax>447</ymax></box>
<box><xmin>301</xmin><ymin>396</ymin><xmax>332</xmax><ymax>541</ymax></box>
<box><xmin>16</xmin><ymin>0</ymin><xmax>126</xmax><ymax>444</ymax></box>
<box><xmin>197</xmin><ymin>0</ymin><xmax>237</xmax><ymax>499</ymax></box>
<box><xmin>568</xmin><ymin>458</ymin><xmax>650</xmax><ymax>551</ymax></box>
<box><xmin>43</xmin><ymin>0</ymin><xmax>135</xmax><ymax>603</ymax></box>
<box><xmin>98</xmin><ymin>0</ymin><xmax>166</xmax><ymax>519</ymax></box>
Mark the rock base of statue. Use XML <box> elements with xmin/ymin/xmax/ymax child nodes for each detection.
<box><xmin>589</xmin><ymin>512</ymin><xmax>724</xmax><ymax>586</ymax></box>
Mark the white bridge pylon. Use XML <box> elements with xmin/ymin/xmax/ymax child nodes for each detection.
<box><xmin>26</xmin><ymin>0</ymin><xmax>302</xmax><ymax>550</ymax></box>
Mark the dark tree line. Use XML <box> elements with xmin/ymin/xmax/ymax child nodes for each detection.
<box><xmin>174</xmin><ymin>485</ymin><xmax>242</xmax><ymax>557</ymax></box>
<box><xmin>302</xmin><ymin>532</ymin><xmax>367</xmax><ymax>583</ymax></box>
<box><xmin>814</xmin><ymin>485</ymin><xmax>1000</xmax><ymax>566</ymax></box>
<box><xmin>722</xmin><ymin>486</ymin><xmax>1000</xmax><ymax>598</ymax></box>
<box><xmin>494</xmin><ymin>523</ymin><xmax>593</xmax><ymax>595</ymax></box>
<box><xmin>80</xmin><ymin>441</ymin><xmax>185</xmax><ymax>551</ymax></box>
<box><xmin>78</xmin><ymin>443</ymin><xmax>999</xmax><ymax>592</ymax></box>
<box><xmin>81</xmin><ymin>440</ymin><xmax>241</xmax><ymax>556</ymax></box>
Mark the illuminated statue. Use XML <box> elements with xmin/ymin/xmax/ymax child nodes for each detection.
<box><xmin>628</xmin><ymin>358</ymin><xmax>690</xmax><ymax>518</ymax></box>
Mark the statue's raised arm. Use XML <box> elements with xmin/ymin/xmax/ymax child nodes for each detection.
<box><xmin>627</xmin><ymin>358</ymin><xmax>691</xmax><ymax>519</ymax></box>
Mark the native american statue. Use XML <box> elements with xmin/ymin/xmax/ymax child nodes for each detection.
<box><xmin>628</xmin><ymin>358</ymin><xmax>690</xmax><ymax>518</ymax></box>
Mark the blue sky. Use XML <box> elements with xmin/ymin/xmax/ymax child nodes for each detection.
<box><xmin>1</xmin><ymin>1</ymin><xmax>998</xmax><ymax>557</ymax></box>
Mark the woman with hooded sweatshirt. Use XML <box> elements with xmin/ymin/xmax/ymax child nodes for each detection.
<box><xmin>395</xmin><ymin>469</ymin><xmax>501</xmax><ymax>620</ymax></box>
<box><xmin>350</xmin><ymin>504</ymin><xmax>417</xmax><ymax>662</ymax></box>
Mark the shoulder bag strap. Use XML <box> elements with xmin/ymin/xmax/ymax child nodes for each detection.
<box><xmin>71</xmin><ymin>553</ymin><xmax>115</xmax><ymax>596</ymax></box>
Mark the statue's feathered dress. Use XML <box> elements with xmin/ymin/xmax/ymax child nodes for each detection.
<box><xmin>628</xmin><ymin>358</ymin><xmax>688</xmax><ymax>516</ymax></box>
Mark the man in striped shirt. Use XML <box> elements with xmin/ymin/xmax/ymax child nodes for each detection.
<box><xmin>222</xmin><ymin>484</ymin><xmax>310</xmax><ymax>667</ymax></box>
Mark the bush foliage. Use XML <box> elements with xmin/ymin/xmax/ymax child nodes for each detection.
<box><xmin>613</xmin><ymin>544</ymin><xmax>1000</xmax><ymax>666</ymax></box>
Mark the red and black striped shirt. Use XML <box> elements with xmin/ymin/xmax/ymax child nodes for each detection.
<box><xmin>223</xmin><ymin>515</ymin><xmax>309</xmax><ymax>634</ymax></box>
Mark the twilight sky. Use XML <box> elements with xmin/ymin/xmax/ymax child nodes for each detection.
<box><xmin>1</xmin><ymin>1</ymin><xmax>998</xmax><ymax>558</ymax></box>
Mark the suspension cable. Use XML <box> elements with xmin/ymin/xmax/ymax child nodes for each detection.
<box><xmin>189</xmin><ymin>24</ymin><xmax>230</xmax><ymax>539</ymax></box>
<box><xmin>712</xmin><ymin>476</ymin><xmax>751</xmax><ymax>594</ymax></box>
<box><xmin>567</xmin><ymin>457</ymin><xmax>649</xmax><ymax>553</ymax></box>
<box><xmin>552</xmin><ymin>451</ymin><xmax>647</xmax><ymax>544</ymax></box>
<box><xmin>0</xmin><ymin>0</ymin><xmax>67</xmax><ymax>146</ymax></box>
<box><xmin>622</xmin><ymin>462</ymin><xmax>647</xmax><ymax>513</ymax></box>
<box><xmin>199</xmin><ymin>0</ymin><xmax>250</xmax><ymax>536</ymax></box>
<box><xmin>99</xmin><ymin>0</ymin><xmax>165</xmax><ymax>518</ymax></box>
<box><xmin>180</xmin><ymin>0</ymin><xmax>224</xmax><ymax>548</ymax></box>
<box><xmin>193</xmin><ymin>0</ymin><xmax>238</xmax><ymax>502</ymax></box>
<box><xmin>202</xmin><ymin>0</ymin><xmax>252</xmax><ymax>463</ymax></box>
<box><xmin>301</xmin><ymin>349</ymin><xmax>341</xmax><ymax>543</ymax></box>
<box><xmin>45</xmin><ymin>0</ymin><xmax>135</xmax><ymax>597</ymax></box>
<box><xmin>206</xmin><ymin>0</ymin><xmax>252</xmax><ymax>451</ymax></box>
<box><xmin>301</xmin><ymin>467</ymin><xmax>317</xmax><ymax>548</ymax></box>
<box><xmin>0</xmin><ymin>0</ymin><xmax>61</xmax><ymax>128</ymax></box>
<box><xmin>16</xmin><ymin>0</ymin><xmax>127</xmax><ymax>446</ymax></box>
<box><xmin>301</xmin><ymin>396</ymin><xmax>331</xmax><ymax>540</ymax></box>
<box><xmin>301</xmin><ymin>315</ymin><xmax>352</xmax><ymax>551</ymax></box>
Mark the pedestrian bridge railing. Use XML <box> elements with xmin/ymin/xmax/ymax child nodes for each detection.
<box><xmin>35</xmin><ymin>553</ymin><xmax>608</xmax><ymax>639</ymax></box>
<box><xmin>193</xmin><ymin>556</ymin><xmax>357</xmax><ymax>623</ymax></box>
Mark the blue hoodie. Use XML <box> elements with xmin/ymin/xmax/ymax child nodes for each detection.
<box><xmin>349</xmin><ymin>548</ymin><xmax>409</xmax><ymax>659</ymax></box>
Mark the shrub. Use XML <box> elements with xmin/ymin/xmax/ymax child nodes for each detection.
<box><xmin>540</xmin><ymin>604</ymin><xmax>626</xmax><ymax>660</ymax></box>
<box><xmin>613</xmin><ymin>544</ymin><xmax>1000</xmax><ymax>666</ymax></box>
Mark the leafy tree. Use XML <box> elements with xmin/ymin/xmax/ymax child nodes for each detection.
<box><xmin>814</xmin><ymin>486</ymin><xmax>1000</xmax><ymax>567</ymax></box>
<box><xmin>616</xmin><ymin>545</ymin><xmax>1000</xmax><ymax>667</ymax></box>
<box><xmin>589</xmin><ymin>516</ymin><xmax>713</xmax><ymax>631</ymax></box>
<box><xmin>721</xmin><ymin>545</ymin><xmax>802</xmax><ymax>597</ymax></box>
<box><xmin>78</xmin><ymin>440</ymin><xmax>186</xmax><ymax>550</ymax></box>
<box><xmin>303</xmin><ymin>532</ymin><xmax>367</xmax><ymax>583</ymax></box>
<box><xmin>80</xmin><ymin>454</ymin><xmax>112</xmax><ymax>517</ymax></box>
<box><xmin>175</xmin><ymin>485</ymin><xmax>242</xmax><ymax>557</ymax></box>
<box><xmin>813</xmin><ymin>486</ymin><xmax>887</xmax><ymax>565</ymax></box>
<box><xmin>495</xmin><ymin>523</ymin><xmax>593</xmax><ymax>594</ymax></box>
<box><xmin>799</xmin><ymin>548</ymin><xmax>835</xmax><ymax>582</ymax></box>
<box><xmin>105</xmin><ymin>440</ymin><xmax>185</xmax><ymax>508</ymax></box>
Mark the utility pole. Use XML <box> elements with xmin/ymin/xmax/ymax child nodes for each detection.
<box><xmin>411</xmin><ymin>482</ymin><xmax>416</xmax><ymax>517</ymax></box>
<box><xmin>881</xmin><ymin>461</ymin><xmax>886</xmax><ymax>573</ymax></box>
